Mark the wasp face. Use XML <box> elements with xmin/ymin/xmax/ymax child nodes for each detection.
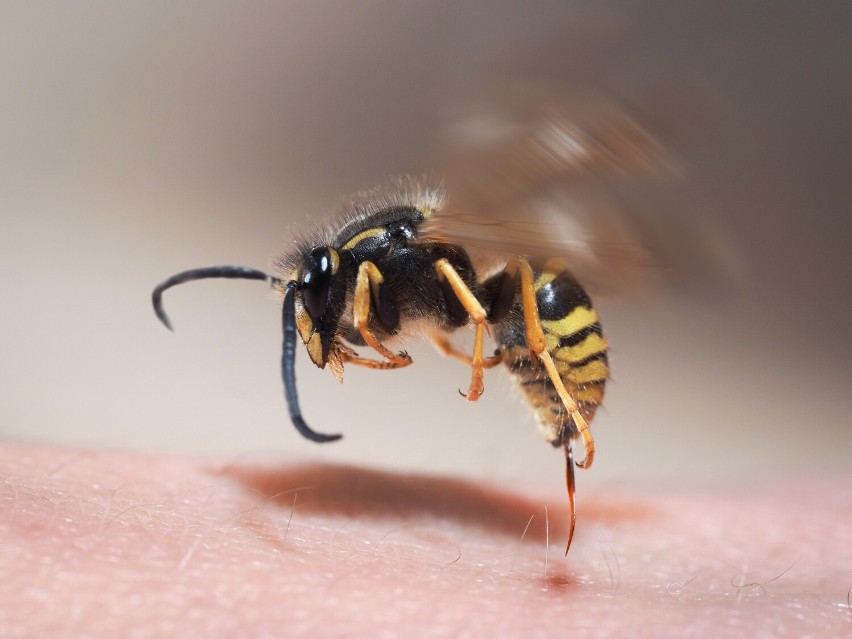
<box><xmin>301</xmin><ymin>247</ymin><xmax>335</xmax><ymax>326</ymax></box>
<box><xmin>293</xmin><ymin>246</ymin><xmax>346</xmax><ymax>368</ymax></box>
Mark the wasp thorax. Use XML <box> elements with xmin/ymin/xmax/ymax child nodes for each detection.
<box><xmin>301</xmin><ymin>247</ymin><xmax>336</xmax><ymax>323</ymax></box>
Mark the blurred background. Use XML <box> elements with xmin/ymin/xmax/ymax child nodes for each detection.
<box><xmin>1</xmin><ymin>1</ymin><xmax>850</xmax><ymax>490</ymax></box>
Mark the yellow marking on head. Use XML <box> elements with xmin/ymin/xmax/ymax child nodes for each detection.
<box><xmin>294</xmin><ymin>290</ymin><xmax>326</xmax><ymax>366</ymax></box>
<box><xmin>541</xmin><ymin>306</ymin><xmax>599</xmax><ymax>337</ymax></box>
<box><xmin>294</xmin><ymin>296</ymin><xmax>313</xmax><ymax>344</ymax></box>
<box><xmin>306</xmin><ymin>332</ymin><xmax>325</xmax><ymax>367</ymax></box>
<box><xmin>328</xmin><ymin>248</ymin><xmax>340</xmax><ymax>274</ymax></box>
<box><xmin>340</xmin><ymin>227</ymin><xmax>386</xmax><ymax>251</ymax></box>
<box><xmin>554</xmin><ymin>333</ymin><xmax>608</xmax><ymax>363</ymax></box>
<box><xmin>557</xmin><ymin>359</ymin><xmax>609</xmax><ymax>384</ymax></box>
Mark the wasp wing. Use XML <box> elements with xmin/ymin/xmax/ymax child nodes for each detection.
<box><xmin>421</xmin><ymin>187</ymin><xmax>660</xmax><ymax>297</ymax></box>
<box><xmin>420</xmin><ymin>85</ymin><xmax>729</xmax><ymax>296</ymax></box>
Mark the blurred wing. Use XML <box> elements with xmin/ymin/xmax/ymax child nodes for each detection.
<box><xmin>436</xmin><ymin>89</ymin><xmax>674</xmax><ymax>196</ymax></box>
<box><xmin>421</xmin><ymin>86</ymin><xmax>725</xmax><ymax>296</ymax></box>
<box><xmin>422</xmin><ymin>188</ymin><xmax>659</xmax><ymax>296</ymax></box>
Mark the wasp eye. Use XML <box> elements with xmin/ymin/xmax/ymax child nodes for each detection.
<box><xmin>302</xmin><ymin>247</ymin><xmax>333</xmax><ymax>321</ymax></box>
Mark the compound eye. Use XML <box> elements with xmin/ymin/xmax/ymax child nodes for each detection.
<box><xmin>301</xmin><ymin>247</ymin><xmax>333</xmax><ymax>321</ymax></box>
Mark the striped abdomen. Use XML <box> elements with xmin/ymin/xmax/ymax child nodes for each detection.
<box><xmin>496</xmin><ymin>262</ymin><xmax>608</xmax><ymax>446</ymax></box>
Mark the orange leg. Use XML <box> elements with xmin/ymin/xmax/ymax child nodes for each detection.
<box><xmin>326</xmin><ymin>340</ymin><xmax>410</xmax><ymax>384</ymax></box>
<box><xmin>430</xmin><ymin>334</ymin><xmax>503</xmax><ymax>369</ymax></box>
<box><xmin>518</xmin><ymin>257</ymin><xmax>595</xmax><ymax>470</ymax></box>
<box><xmin>353</xmin><ymin>261</ymin><xmax>412</xmax><ymax>368</ymax></box>
<box><xmin>434</xmin><ymin>259</ymin><xmax>491</xmax><ymax>401</ymax></box>
<box><xmin>333</xmin><ymin>341</ymin><xmax>409</xmax><ymax>370</ymax></box>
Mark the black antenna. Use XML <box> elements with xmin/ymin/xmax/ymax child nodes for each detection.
<box><xmin>281</xmin><ymin>283</ymin><xmax>342</xmax><ymax>443</ymax></box>
<box><xmin>152</xmin><ymin>265</ymin><xmax>272</xmax><ymax>331</ymax></box>
<box><xmin>151</xmin><ymin>265</ymin><xmax>341</xmax><ymax>443</ymax></box>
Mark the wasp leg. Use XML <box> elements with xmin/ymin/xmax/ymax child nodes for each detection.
<box><xmin>518</xmin><ymin>257</ymin><xmax>595</xmax><ymax>469</ymax></box>
<box><xmin>341</xmin><ymin>351</ymin><xmax>410</xmax><ymax>370</ymax></box>
<box><xmin>354</xmin><ymin>261</ymin><xmax>412</xmax><ymax>367</ymax></box>
<box><xmin>434</xmin><ymin>258</ymin><xmax>491</xmax><ymax>401</ymax></box>
<box><xmin>430</xmin><ymin>334</ymin><xmax>503</xmax><ymax>368</ymax></box>
<box><xmin>325</xmin><ymin>341</ymin><xmax>404</xmax><ymax>385</ymax></box>
<box><xmin>430</xmin><ymin>255</ymin><xmax>517</xmax><ymax>370</ymax></box>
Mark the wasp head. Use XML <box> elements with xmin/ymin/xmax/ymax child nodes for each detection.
<box><xmin>291</xmin><ymin>246</ymin><xmax>348</xmax><ymax>369</ymax></box>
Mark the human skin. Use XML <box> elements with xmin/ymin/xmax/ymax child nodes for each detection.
<box><xmin>1</xmin><ymin>441</ymin><xmax>850</xmax><ymax>638</ymax></box>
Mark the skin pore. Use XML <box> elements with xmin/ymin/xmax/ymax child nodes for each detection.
<box><xmin>1</xmin><ymin>441</ymin><xmax>850</xmax><ymax>638</ymax></box>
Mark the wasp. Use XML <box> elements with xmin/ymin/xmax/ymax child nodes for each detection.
<box><xmin>152</xmin><ymin>91</ymin><xmax>670</xmax><ymax>551</ymax></box>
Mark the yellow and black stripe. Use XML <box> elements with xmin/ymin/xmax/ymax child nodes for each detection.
<box><xmin>497</xmin><ymin>261</ymin><xmax>608</xmax><ymax>446</ymax></box>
